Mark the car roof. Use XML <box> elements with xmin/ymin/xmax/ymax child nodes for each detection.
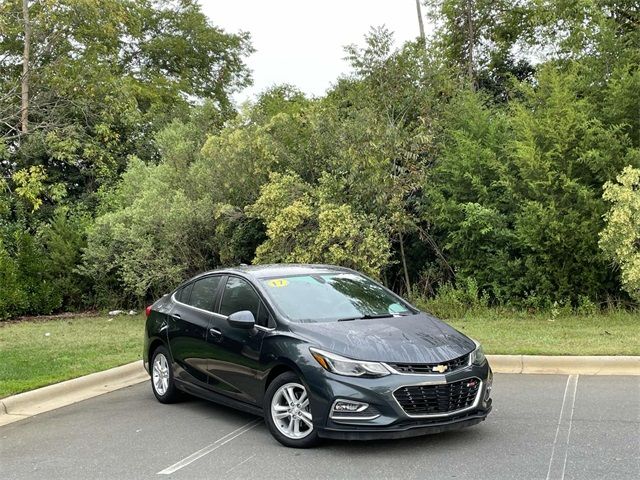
<box><xmin>197</xmin><ymin>263</ymin><xmax>355</xmax><ymax>280</ymax></box>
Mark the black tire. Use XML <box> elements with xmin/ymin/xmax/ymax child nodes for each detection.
<box><xmin>264</xmin><ymin>371</ymin><xmax>319</xmax><ymax>448</ymax></box>
<box><xmin>150</xmin><ymin>346</ymin><xmax>181</xmax><ymax>404</ymax></box>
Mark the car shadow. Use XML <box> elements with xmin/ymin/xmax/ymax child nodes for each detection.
<box><xmin>322</xmin><ymin>426</ymin><xmax>489</xmax><ymax>454</ymax></box>
<box><xmin>172</xmin><ymin>390</ymin><xmax>492</xmax><ymax>454</ymax></box>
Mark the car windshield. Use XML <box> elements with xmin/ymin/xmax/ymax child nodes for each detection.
<box><xmin>260</xmin><ymin>273</ymin><xmax>414</xmax><ymax>323</ymax></box>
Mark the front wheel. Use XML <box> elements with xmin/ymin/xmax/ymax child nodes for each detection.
<box><xmin>264</xmin><ymin>372</ymin><xmax>319</xmax><ymax>448</ymax></box>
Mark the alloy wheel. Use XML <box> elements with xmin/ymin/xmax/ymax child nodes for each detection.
<box><xmin>271</xmin><ymin>382</ymin><xmax>313</xmax><ymax>439</ymax></box>
<box><xmin>152</xmin><ymin>353</ymin><xmax>170</xmax><ymax>396</ymax></box>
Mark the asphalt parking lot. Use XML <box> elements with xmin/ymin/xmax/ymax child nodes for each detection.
<box><xmin>1</xmin><ymin>374</ymin><xmax>638</xmax><ymax>480</ymax></box>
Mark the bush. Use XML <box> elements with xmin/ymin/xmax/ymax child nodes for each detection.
<box><xmin>0</xmin><ymin>241</ymin><xmax>27</xmax><ymax>318</ymax></box>
<box><xmin>81</xmin><ymin>158</ymin><xmax>220</xmax><ymax>305</ymax></box>
<box><xmin>247</xmin><ymin>172</ymin><xmax>391</xmax><ymax>278</ymax></box>
<box><xmin>412</xmin><ymin>278</ymin><xmax>489</xmax><ymax>319</ymax></box>
<box><xmin>0</xmin><ymin>230</ymin><xmax>62</xmax><ymax>319</ymax></box>
<box><xmin>600</xmin><ymin>165</ymin><xmax>640</xmax><ymax>304</ymax></box>
<box><xmin>40</xmin><ymin>207</ymin><xmax>91</xmax><ymax>309</ymax></box>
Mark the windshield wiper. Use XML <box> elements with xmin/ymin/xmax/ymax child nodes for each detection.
<box><xmin>337</xmin><ymin>313</ymin><xmax>394</xmax><ymax>322</ymax></box>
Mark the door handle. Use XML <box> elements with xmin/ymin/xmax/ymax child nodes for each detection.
<box><xmin>170</xmin><ymin>313</ymin><xmax>181</xmax><ymax>320</ymax></box>
<box><xmin>209</xmin><ymin>327</ymin><xmax>222</xmax><ymax>337</ymax></box>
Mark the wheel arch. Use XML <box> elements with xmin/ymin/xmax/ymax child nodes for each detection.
<box><xmin>264</xmin><ymin>360</ymin><xmax>304</xmax><ymax>392</ymax></box>
<box><xmin>147</xmin><ymin>338</ymin><xmax>166</xmax><ymax>369</ymax></box>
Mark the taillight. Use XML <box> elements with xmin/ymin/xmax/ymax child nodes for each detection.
<box><xmin>145</xmin><ymin>305</ymin><xmax>152</xmax><ymax>317</ymax></box>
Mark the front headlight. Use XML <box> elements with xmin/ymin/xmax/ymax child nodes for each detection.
<box><xmin>468</xmin><ymin>340</ymin><xmax>486</xmax><ymax>366</ymax></box>
<box><xmin>309</xmin><ymin>347</ymin><xmax>390</xmax><ymax>377</ymax></box>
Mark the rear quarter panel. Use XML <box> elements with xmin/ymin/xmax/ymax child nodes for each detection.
<box><xmin>143</xmin><ymin>294</ymin><xmax>172</xmax><ymax>372</ymax></box>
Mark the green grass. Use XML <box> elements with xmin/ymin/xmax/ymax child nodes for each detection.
<box><xmin>0</xmin><ymin>310</ymin><xmax>638</xmax><ymax>398</ymax></box>
<box><xmin>446</xmin><ymin>311</ymin><xmax>639</xmax><ymax>356</ymax></box>
<box><xmin>0</xmin><ymin>314</ymin><xmax>145</xmax><ymax>398</ymax></box>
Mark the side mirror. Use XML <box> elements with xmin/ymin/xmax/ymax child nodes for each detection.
<box><xmin>227</xmin><ymin>310</ymin><xmax>255</xmax><ymax>329</ymax></box>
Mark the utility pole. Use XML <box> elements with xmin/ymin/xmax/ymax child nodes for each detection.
<box><xmin>415</xmin><ymin>0</ymin><xmax>426</xmax><ymax>44</ymax></box>
<box><xmin>21</xmin><ymin>0</ymin><xmax>30</xmax><ymax>134</ymax></box>
<box><xmin>465</xmin><ymin>0</ymin><xmax>476</xmax><ymax>90</ymax></box>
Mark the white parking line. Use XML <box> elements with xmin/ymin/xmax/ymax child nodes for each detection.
<box><xmin>157</xmin><ymin>419</ymin><xmax>262</xmax><ymax>475</ymax></box>
<box><xmin>225</xmin><ymin>453</ymin><xmax>256</xmax><ymax>474</ymax></box>
<box><xmin>546</xmin><ymin>375</ymin><xmax>579</xmax><ymax>480</ymax></box>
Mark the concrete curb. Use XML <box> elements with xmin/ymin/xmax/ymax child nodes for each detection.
<box><xmin>0</xmin><ymin>361</ymin><xmax>148</xmax><ymax>427</ymax></box>
<box><xmin>487</xmin><ymin>355</ymin><xmax>640</xmax><ymax>376</ymax></box>
<box><xmin>1</xmin><ymin>355</ymin><xmax>638</xmax><ymax>428</ymax></box>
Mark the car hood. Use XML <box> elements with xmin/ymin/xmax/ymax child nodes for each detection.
<box><xmin>291</xmin><ymin>313</ymin><xmax>475</xmax><ymax>363</ymax></box>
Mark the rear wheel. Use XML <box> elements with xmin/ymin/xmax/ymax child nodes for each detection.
<box><xmin>151</xmin><ymin>346</ymin><xmax>181</xmax><ymax>403</ymax></box>
<box><xmin>264</xmin><ymin>372</ymin><xmax>319</xmax><ymax>448</ymax></box>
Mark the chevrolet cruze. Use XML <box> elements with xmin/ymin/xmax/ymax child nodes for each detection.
<box><xmin>143</xmin><ymin>264</ymin><xmax>492</xmax><ymax>447</ymax></box>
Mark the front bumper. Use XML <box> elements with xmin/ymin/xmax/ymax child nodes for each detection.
<box><xmin>301</xmin><ymin>358</ymin><xmax>493</xmax><ymax>441</ymax></box>
<box><xmin>319</xmin><ymin>404</ymin><xmax>491</xmax><ymax>440</ymax></box>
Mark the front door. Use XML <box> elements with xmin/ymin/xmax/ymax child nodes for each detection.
<box><xmin>206</xmin><ymin>275</ymin><xmax>270</xmax><ymax>405</ymax></box>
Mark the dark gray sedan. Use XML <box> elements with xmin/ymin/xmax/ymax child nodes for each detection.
<box><xmin>144</xmin><ymin>264</ymin><xmax>492</xmax><ymax>448</ymax></box>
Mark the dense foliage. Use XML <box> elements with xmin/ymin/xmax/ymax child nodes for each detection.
<box><xmin>600</xmin><ymin>166</ymin><xmax>640</xmax><ymax>303</ymax></box>
<box><xmin>1</xmin><ymin>0</ymin><xmax>638</xmax><ymax>318</ymax></box>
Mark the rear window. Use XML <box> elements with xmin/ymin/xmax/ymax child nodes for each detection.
<box><xmin>187</xmin><ymin>276</ymin><xmax>223</xmax><ymax>312</ymax></box>
<box><xmin>175</xmin><ymin>282</ymin><xmax>194</xmax><ymax>303</ymax></box>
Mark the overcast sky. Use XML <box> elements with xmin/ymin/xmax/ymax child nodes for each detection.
<box><xmin>200</xmin><ymin>0</ymin><xmax>430</xmax><ymax>103</ymax></box>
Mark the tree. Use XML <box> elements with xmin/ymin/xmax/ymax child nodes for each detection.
<box><xmin>339</xmin><ymin>29</ymin><xmax>444</xmax><ymax>292</ymax></box>
<box><xmin>415</xmin><ymin>0</ymin><xmax>426</xmax><ymax>44</ymax></box>
<box><xmin>20</xmin><ymin>0</ymin><xmax>29</xmax><ymax>134</ymax></box>
<box><xmin>424</xmin><ymin>64</ymin><xmax>638</xmax><ymax>305</ymax></box>
<box><xmin>425</xmin><ymin>0</ymin><xmax>536</xmax><ymax>96</ymax></box>
<box><xmin>5</xmin><ymin>1</ymin><xmax>640</xmax><ymax>315</ymax></box>
<box><xmin>0</xmin><ymin>0</ymin><xmax>254</xmax><ymax>314</ymax></box>
<box><xmin>1</xmin><ymin>0</ymin><xmax>253</xmax><ymax>208</ymax></box>
<box><xmin>600</xmin><ymin>166</ymin><xmax>640</xmax><ymax>303</ymax></box>
<box><xmin>247</xmin><ymin>173</ymin><xmax>391</xmax><ymax>278</ymax></box>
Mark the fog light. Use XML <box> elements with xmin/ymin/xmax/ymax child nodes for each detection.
<box><xmin>333</xmin><ymin>400</ymin><xmax>368</xmax><ymax>412</ymax></box>
<box><xmin>330</xmin><ymin>399</ymin><xmax>380</xmax><ymax>422</ymax></box>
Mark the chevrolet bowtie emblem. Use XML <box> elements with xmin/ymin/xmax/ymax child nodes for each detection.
<box><xmin>432</xmin><ymin>364</ymin><xmax>448</xmax><ymax>373</ymax></box>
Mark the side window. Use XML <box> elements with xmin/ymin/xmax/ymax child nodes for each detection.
<box><xmin>188</xmin><ymin>276</ymin><xmax>223</xmax><ymax>312</ymax></box>
<box><xmin>219</xmin><ymin>277</ymin><xmax>261</xmax><ymax>321</ymax></box>
<box><xmin>176</xmin><ymin>282</ymin><xmax>194</xmax><ymax>304</ymax></box>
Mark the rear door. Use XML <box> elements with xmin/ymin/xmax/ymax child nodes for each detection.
<box><xmin>205</xmin><ymin>275</ymin><xmax>272</xmax><ymax>405</ymax></box>
<box><xmin>168</xmin><ymin>275</ymin><xmax>224</xmax><ymax>391</ymax></box>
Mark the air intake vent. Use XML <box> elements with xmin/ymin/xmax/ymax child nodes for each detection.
<box><xmin>393</xmin><ymin>378</ymin><xmax>480</xmax><ymax>416</ymax></box>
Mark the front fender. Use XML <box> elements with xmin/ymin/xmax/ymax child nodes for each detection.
<box><xmin>259</xmin><ymin>335</ymin><xmax>335</xmax><ymax>425</ymax></box>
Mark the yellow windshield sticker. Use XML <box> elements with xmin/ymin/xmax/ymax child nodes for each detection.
<box><xmin>268</xmin><ymin>279</ymin><xmax>289</xmax><ymax>288</ymax></box>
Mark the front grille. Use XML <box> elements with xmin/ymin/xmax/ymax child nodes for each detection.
<box><xmin>393</xmin><ymin>378</ymin><xmax>481</xmax><ymax>416</ymax></box>
<box><xmin>389</xmin><ymin>354</ymin><xmax>470</xmax><ymax>374</ymax></box>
